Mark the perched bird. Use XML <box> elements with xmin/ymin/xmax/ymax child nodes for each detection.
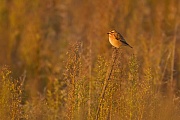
<box><xmin>107</xmin><ymin>30</ymin><xmax>133</xmax><ymax>48</ymax></box>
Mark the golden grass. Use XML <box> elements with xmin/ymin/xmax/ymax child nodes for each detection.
<box><xmin>0</xmin><ymin>0</ymin><xmax>180</xmax><ymax>120</ymax></box>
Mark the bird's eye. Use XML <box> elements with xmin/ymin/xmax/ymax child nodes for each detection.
<box><xmin>111</xmin><ymin>30</ymin><xmax>115</xmax><ymax>33</ymax></box>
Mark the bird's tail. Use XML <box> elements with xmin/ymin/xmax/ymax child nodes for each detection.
<box><xmin>120</xmin><ymin>40</ymin><xmax>133</xmax><ymax>48</ymax></box>
<box><xmin>127</xmin><ymin>44</ymin><xmax>133</xmax><ymax>48</ymax></box>
<box><xmin>123</xmin><ymin>42</ymin><xmax>133</xmax><ymax>48</ymax></box>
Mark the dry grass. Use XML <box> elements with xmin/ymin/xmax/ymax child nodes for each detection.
<box><xmin>0</xmin><ymin>0</ymin><xmax>180</xmax><ymax>120</ymax></box>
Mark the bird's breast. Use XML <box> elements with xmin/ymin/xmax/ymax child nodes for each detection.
<box><xmin>109</xmin><ymin>37</ymin><xmax>121</xmax><ymax>48</ymax></box>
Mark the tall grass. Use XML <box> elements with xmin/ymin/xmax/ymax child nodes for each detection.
<box><xmin>0</xmin><ymin>0</ymin><xmax>180</xmax><ymax>120</ymax></box>
<box><xmin>1</xmin><ymin>42</ymin><xmax>180</xmax><ymax>119</ymax></box>
<box><xmin>0</xmin><ymin>66</ymin><xmax>24</xmax><ymax>119</ymax></box>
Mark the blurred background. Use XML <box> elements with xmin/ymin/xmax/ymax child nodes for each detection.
<box><xmin>0</xmin><ymin>0</ymin><xmax>180</xmax><ymax>118</ymax></box>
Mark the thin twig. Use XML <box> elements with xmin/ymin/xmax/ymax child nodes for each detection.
<box><xmin>95</xmin><ymin>47</ymin><xmax>118</xmax><ymax>120</ymax></box>
<box><xmin>169</xmin><ymin>23</ymin><xmax>178</xmax><ymax>97</ymax></box>
<box><xmin>169</xmin><ymin>5</ymin><xmax>179</xmax><ymax>97</ymax></box>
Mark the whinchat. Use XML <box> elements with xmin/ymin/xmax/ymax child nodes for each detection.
<box><xmin>107</xmin><ymin>30</ymin><xmax>132</xmax><ymax>48</ymax></box>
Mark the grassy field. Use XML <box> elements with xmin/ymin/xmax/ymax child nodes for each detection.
<box><xmin>0</xmin><ymin>0</ymin><xmax>180</xmax><ymax>120</ymax></box>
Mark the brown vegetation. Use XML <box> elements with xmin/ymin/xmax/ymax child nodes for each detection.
<box><xmin>0</xmin><ymin>0</ymin><xmax>180</xmax><ymax>119</ymax></box>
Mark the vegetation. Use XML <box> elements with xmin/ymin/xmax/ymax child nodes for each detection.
<box><xmin>0</xmin><ymin>0</ymin><xmax>180</xmax><ymax>119</ymax></box>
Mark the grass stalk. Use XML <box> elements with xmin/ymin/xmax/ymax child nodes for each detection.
<box><xmin>95</xmin><ymin>47</ymin><xmax>118</xmax><ymax>120</ymax></box>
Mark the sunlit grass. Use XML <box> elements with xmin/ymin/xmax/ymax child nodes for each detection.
<box><xmin>0</xmin><ymin>0</ymin><xmax>180</xmax><ymax>120</ymax></box>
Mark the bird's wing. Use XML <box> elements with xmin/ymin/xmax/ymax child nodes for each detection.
<box><xmin>115</xmin><ymin>32</ymin><xmax>127</xmax><ymax>43</ymax></box>
<box><xmin>115</xmin><ymin>32</ymin><xmax>133</xmax><ymax>48</ymax></box>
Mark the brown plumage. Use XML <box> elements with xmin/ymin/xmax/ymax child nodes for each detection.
<box><xmin>107</xmin><ymin>30</ymin><xmax>133</xmax><ymax>48</ymax></box>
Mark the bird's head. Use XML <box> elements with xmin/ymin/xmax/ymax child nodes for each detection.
<box><xmin>107</xmin><ymin>30</ymin><xmax>117</xmax><ymax>36</ymax></box>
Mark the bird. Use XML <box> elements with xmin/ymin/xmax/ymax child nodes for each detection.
<box><xmin>107</xmin><ymin>30</ymin><xmax>133</xmax><ymax>48</ymax></box>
